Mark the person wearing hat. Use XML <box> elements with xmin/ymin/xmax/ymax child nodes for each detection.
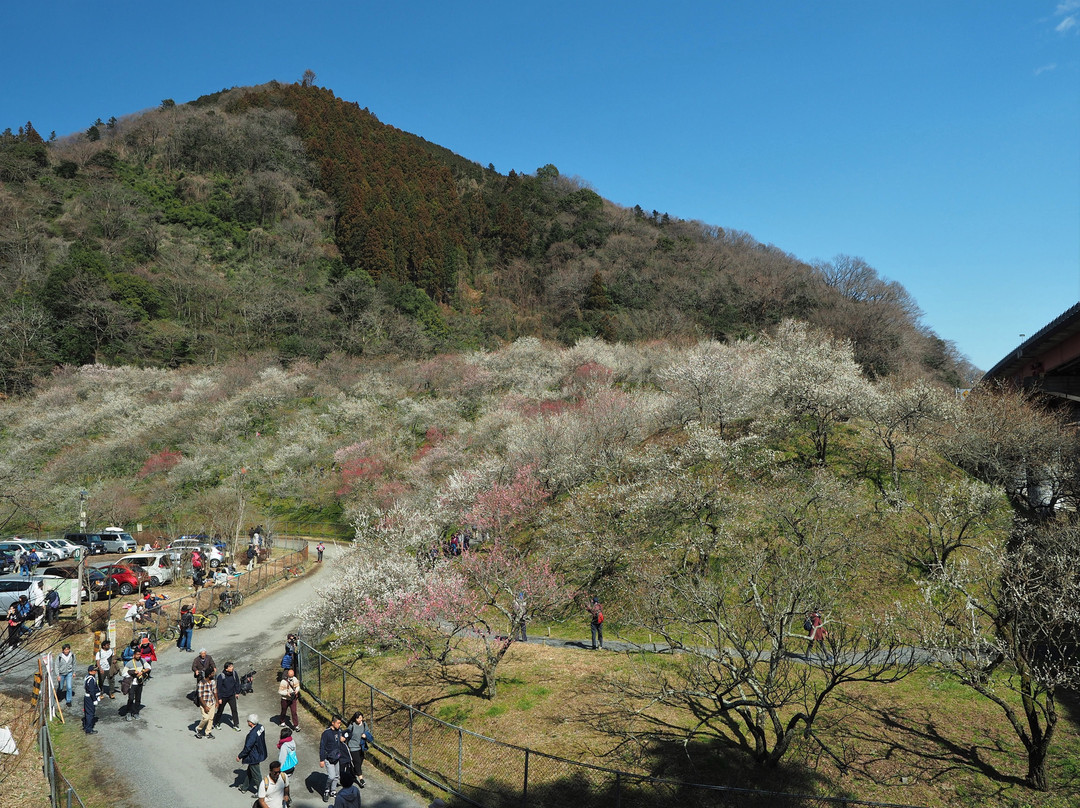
<box><xmin>121</xmin><ymin>648</ymin><xmax>149</xmax><ymax>721</ymax></box>
<box><xmin>178</xmin><ymin>604</ymin><xmax>195</xmax><ymax>652</ymax></box>
<box><xmin>237</xmin><ymin>713</ymin><xmax>268</xmax><ymax>794</ymax></box>
<box><xmin>83</xmin><ymin>663</ymin><xmax>101</xmax><ymax>734</ymax></box>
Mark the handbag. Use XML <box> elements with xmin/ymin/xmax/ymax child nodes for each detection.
<box><xmin>284</xmin><ymin>747</ymin><xmax>298</xmax><ymax>771</ymax></box>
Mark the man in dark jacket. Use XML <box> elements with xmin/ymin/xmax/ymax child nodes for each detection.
<box><xmin>82</xmin><ymin>663</ymin><xmax>101</xmax><ymax>734</ymax></box>
<box><xmin>215</xmin><ymin>661</ymin><xmax>242</xmax><ymax>731</ymax></box>
<box><xmin>237</xmin><ymin>713</ymin><xmax>268</xmax><ymax>794</ymax></box>
<box><xmin>191</xmin><ymin>647</ymin><xmax>216</xmax><ymax>680</ymax></box>
<box><xmin>318</xmin><ymin>715</ymin><xmax>350</xmax><ymax>802</ymax></box>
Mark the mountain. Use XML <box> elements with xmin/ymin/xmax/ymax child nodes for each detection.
<box><xmin>0</xmin><ymin>81</ymin><xmax>970</xmax><ymax>396</ymax></box>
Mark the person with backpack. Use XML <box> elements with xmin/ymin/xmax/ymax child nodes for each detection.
<box><xmin>256</xmin><ymin>760</ymin><xmax>291</xmax><ymax>808</ymax></box>
<box><xmin>277</xmin><ymin>726</ymin><xmax>298</xmax><ymax>775</ymax></box>
<box><xmin>586</xmin><ymin>595</ymin><xmax>604</xmax><ymax>650</ymax></box>
<box><xmin>237</xmin><ymin>714</ymin><xmax>268</xmax><ymax>795</ymax></box>
<box><xmin>178</xmin><ymin>604</ymin><xmax>195</xmax><ymax>652</ymax></box>
<box><xmin>215</xmin><ymin>661</ymin><xmax>243</xmax><ymax>731</ymax></box>
<box><xmin>44</xmin><ymin>587</ymin><xmax>61</xmax><ymax>625</ymax></box>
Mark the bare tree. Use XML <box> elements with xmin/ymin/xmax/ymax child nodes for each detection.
<box><xmin>606</xmin><ymin>470</ymin><xmax>915</xmax><ymax>767</ymax></box>
<box><xmin>915</xmin><ymin>521</ymin><xmax>1080</xmax><ymax>791</ymax></box>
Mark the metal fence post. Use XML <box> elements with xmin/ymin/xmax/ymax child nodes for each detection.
<box><xmin>341</xmin><ymin>666</ymin><xmax>347</xmax><ymax>717</ymax></box>
<box><xmin>615</xmin><ymin>771</ymin><xmax>621</xmax><ymax>808</ymax></box>
<box><xmin>522</xmin><ymin>748</ymin><xmax>529</xmax><ymax>808</ymax></box>
<box><xmin>316</xmin><ymin>650</ymin><xmax>322</xmax><ymax>701</ymax></box>
<box><xmin>369</xmin><ymin>684</ymin><xmax>374</xmax><ymax>727</ymax></box>
<box><xmin>458</xmin><ymin>727</ymin><xmax>463</xmax><ymax>788</ymax></box>
<box><xmin>409</xmin><ymin>706</ymin><xmax>415</xmax><ymax>766</ymax></box>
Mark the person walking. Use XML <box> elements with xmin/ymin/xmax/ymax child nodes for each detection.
<box><xmin>333</xmin><ymin>770</ymin><xmax>362</xmax><ymax>808</ymax></box>
<box><xmin>121</xmin><ymin>648</ymin><xmax>149</xmax><ymax>721</ymax></box>
<box><xmin>238</xmin><ymin>714</ymin><xmax>268</xmax><ymax>795</ymax></box>
<box><xmin>56</xmin><ymin>644</ymin><xmax>77</xmax><ymax>708</ymax></box>
<box><xmin>178</xmin><ymin>604</ymin><xmax>195</xmax><ymax>652</ymax></box>
<box><xmin>82</xmin><ymin>663</ymin><xmax>101</xmax><ymax>734</ymax></box>
<box><xmin>194</xmin><ymin>668</ymin><xmax>217</xmax><ymax>739</ymax></box>
<box><xmin>586</xmin><ymin>595</ymin><xmax>604</xmax><ymax>650</ymax></box>
<box><xmin>277</xmin><ymin>726</ymin><xmax>298</xmax><ymax>775</ymax></box>
<box><xmin>215</xmin><ymin>661</ymin><xmax>243</xmax><ymax>731</ymax></box>
<box><xmin>96</xmin><ymin>640</ymin><xmax>117</xmax><ymax>699</ymax></box>
<box><xmin>318</xmin><ymin>715</ymin><xmax>349</xmax><ymax>802</ymax></box>
<box><xmin>805</xmin><ymin>608</ymin><xmax>829</xmax><ymax>659</ymax></box>
<box><xmin>278</xmin><ymin>668</ymin><xmax>300</xmax><ymax>731</ymax></box>
<box><xmin>256</xmin><ymin>760</ymin><xmax>291</xmax><ymax>808</ymax></box>
<box><xmin>343</xmin><ymin>711</ymin><xmax>373</xmax><ymax>789</ymax></box>
<box><xmin>191</xmin><ymin>647</ymin><xmax>216</xmax><ymax>681</ymax></box>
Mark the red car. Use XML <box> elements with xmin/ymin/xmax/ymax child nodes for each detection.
<box><xmin>90</xmin><ymin>562</ymin><xmax>150</xmax><ymax>596</ymax></box>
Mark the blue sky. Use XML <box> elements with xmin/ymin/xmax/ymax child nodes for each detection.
<box><xmin>3</xmin><ymin>1</ymin><xmax>1077</xmax><ymax>372</ymax></box>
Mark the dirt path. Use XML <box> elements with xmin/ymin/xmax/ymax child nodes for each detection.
<box><xmin>89</xmin><ymin>544</ymin><xmax>427</xmax><ymax>808</ymax></box>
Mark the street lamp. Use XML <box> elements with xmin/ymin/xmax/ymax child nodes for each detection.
<box><xmin>79</xmin><ymin>489</ymin><xmax>88</xmax><ymax>531</ymax></box>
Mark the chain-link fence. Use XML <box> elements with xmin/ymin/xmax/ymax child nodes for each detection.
<box><xmin>297</xmin><ymin>638</ymin><xmax>926</xmax><ymax>808</ymax></box>
<box><xmin>37</xmin><ymin>697</ymin><xmax>86</xmax><ymax>808</ymax></box>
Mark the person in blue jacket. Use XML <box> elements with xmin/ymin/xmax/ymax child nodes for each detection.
<box><xmin>237</xmin><ymin>713</ymin><xmax>267</xmax><ymax>794</ymax></box>
<box><xmin>82</xmin><ymin>663</ymin><xmax>101</xmax><ymax>734</ymax></box>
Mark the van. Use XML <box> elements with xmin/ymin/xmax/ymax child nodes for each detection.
<box><xmin>64</xmin><ymin>533</ymin><xmax>106</xmax><ymax>555</ymax></box>
<box><xmin>101</xmin><ymin>528</ymin><xmax>136</xmax><ymax>553</ymax></box>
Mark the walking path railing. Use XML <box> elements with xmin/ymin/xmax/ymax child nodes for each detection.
<box><xmin>297</xmin><ymin>638</ymin><xmax>927</xmax><ymax>808</ymax></box>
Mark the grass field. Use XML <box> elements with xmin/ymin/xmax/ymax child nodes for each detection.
<box><xmin>322</xmin><ymin>640</ymin><xmax>1080</xmax><ymax>808</ymax></box>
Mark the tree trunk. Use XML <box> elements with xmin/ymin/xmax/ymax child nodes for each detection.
<box><xmin>1026</xmin><ymin>742</ymin><xmax>1049</xmax><ymax>791</ymax></box>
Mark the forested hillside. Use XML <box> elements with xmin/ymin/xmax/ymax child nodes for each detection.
<box><xmin>0</xmin><ymin>80</ymin><xmax>971</xmax><ymax>396</ymax></box>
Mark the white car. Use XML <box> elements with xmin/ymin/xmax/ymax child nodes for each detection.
<box><xmin>166</xmin><ymin>538</ymin><xmax>225</xmax><ymax>568</ymax></box>
<box><xmin>40</xmin><ymin>540</ymin><xmax>76</xmax><ymax>560</ymax></box>
<box><xmin>125</xmin><ymin>551</ymin><xmax>178</xmax><ymax>586</ymax></box>
<box><xmin>5</xmin><ymin>540</ymin><xmax>60</xmax><ymax>564</ymax></box>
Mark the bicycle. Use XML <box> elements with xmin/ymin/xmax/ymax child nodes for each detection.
<box><xmin>283</xmin><ymin>564</ymin><xmax>305</xmax><ymax>579</ymax></box>
<box><xmin>218</xmin><ymin>588</ymin><xmax>243</xmax><ymax>614</ymax></box>
<box><xmin>193</xmin><ymin>611</ymin><xmax>220</xmax><ymax>629</ymax></box>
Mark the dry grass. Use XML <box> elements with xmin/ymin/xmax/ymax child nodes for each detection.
<box><xmin>321</xmin><ymin>642</ymin><xmax>1080</xmax><ymax>808</ymax></box>
<box><xmin>0</xmin><ymin>694</ymin><xmax>49</xmax><ymax>808</ymax></box>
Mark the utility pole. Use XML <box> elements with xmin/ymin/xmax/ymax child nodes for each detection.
<box><xmin>76</xmin><ymin>490</ymin><xmax>88</xmax><ymax>621</ymax></box>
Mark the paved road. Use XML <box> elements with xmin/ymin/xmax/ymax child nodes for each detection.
<box><xmin>81</xmin><ymin>545</ymin><xmax>428</xmax><ymax>808</ymax></box>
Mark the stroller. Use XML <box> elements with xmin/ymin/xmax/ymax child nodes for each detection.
<box><xmin>239</xmin><ymin>670</ymin><xmax>256</xmax><ymax>695</ymax></box>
